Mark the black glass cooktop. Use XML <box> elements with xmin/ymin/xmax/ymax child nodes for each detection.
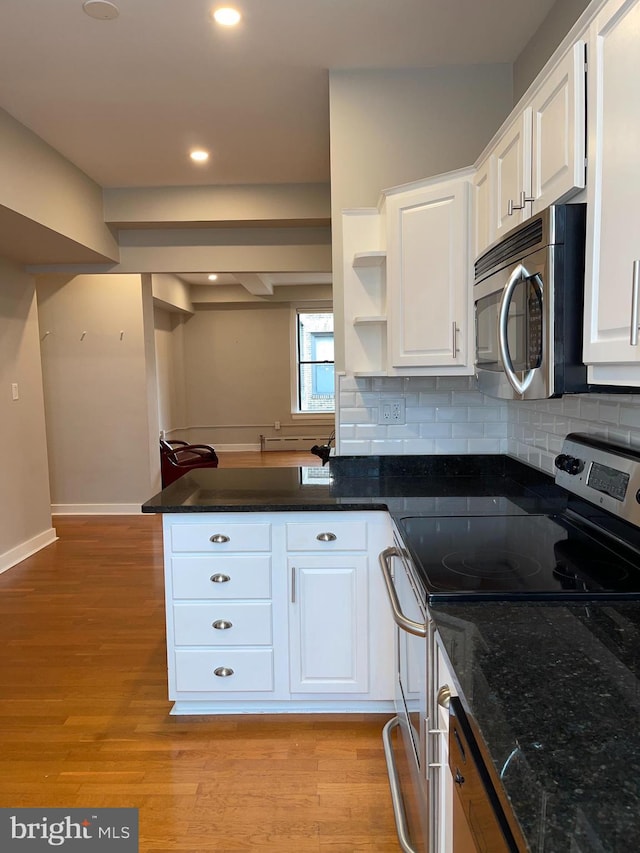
<box><xmin>399</xmin><ymin>513</ymin><xmax>640</xmax><ymax>601</ymax></box>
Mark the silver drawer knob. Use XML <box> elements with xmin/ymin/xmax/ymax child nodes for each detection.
<box><xmin>316</xmin><ymin>532</ymin><xmax>337</xmax><ymax>542</ymax></box>
<box><xmin>210</xmin><ymin>573</ymin><xmax>230</xmax><ymax>584</ymax></box>
<box><xmin>210</xmin><ymin>533</ymin><xmax>230</xmax><ymax>544</ymax></box>
<box><xmin>212</xmin><ymin>620</ymin><xmax>233</xmax><ymax>630</ymax></box>
<box><xmin>437</xmin><ymin>685</ymin><xmax>452</xmax><ymax>709</ymax></box>
<box><xmin>214</xmin><ymin>667</ymin><xmax>234</xmax><ymax>678</ymax></box>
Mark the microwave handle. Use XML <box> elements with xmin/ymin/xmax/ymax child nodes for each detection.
<box><xmin>498</xmin><ymin>263</ymin><xmax>537</xmax><ymax>396</ymax></box>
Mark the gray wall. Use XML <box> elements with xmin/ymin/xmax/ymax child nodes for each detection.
<box><xmin>37</xmin><ymin>273</ymin><xmax>159</xmax><ymax>511</ymax></box>
<box><xmin>0</xmin><ymin>257</ymin><xmax>54</xmax><ymax>571</ymax></box>
<box><xmin>178</xmin><ymin>303</ymin><xmax>332</xmax><ymax>449</ymax></box>
<box><xmin>513</xmin><ymin>0</ymin><xmax>592</xmax><ymax>102</ymax></box>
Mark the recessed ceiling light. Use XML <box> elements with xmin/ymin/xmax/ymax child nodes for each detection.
<box><xmin>212</xmin><ymin>7</ymin><xmax>242</xmax><ymax>27</ymax></box>
<box><xmin>207</xmin><ymin>274</ymin><xmax>218</xmax><ymax>281</ymax></box>
<box><xmin>82</xmin><ymin>0</ymin><xmax>120</xmax><ymax>20</ymax></box>
<box><xmin>190</xmin><ymin>149</ymin><xmax>210</xmax><ymax>163</ymax></box>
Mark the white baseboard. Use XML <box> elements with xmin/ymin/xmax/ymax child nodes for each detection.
<box><xmin>51</xmin><ymin>503</ymin><xmax>143</xmax><ymax>515</ymax></box>
<box><xmin>0</xmin><ymin>527</ymin><xmax>58</xmax><ymax>575</ymax></box>
<box><xmin>214</xmin><ymin>443</ymin><xmax>261</xmax><ymax>452</ymax></box>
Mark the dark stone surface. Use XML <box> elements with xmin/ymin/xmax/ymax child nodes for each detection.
<box><xmin>434</xmin><ymin>601</ymin><xmax>640</xmax><ymax>852</ymax></box>
<box><xmin>142</xmin><ymin>454</ymin><xmax>640</xmax><ymax>850</ymax></box>
<box><xmin>141</xmin><ymin>454</ymin><xmax>562</xmax><ymax>515</ymax></box>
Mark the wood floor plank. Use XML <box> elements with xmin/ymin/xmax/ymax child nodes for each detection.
<box><xmin>0</xmin><ymin>452</ymin><xmax>399</xmax><ymax>850</ymax></box>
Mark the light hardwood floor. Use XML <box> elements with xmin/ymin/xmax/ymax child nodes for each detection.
<box><xmin>0</xmin><ymin>453</ymin><xmax>399</xmax><ymax>852</ymax></box>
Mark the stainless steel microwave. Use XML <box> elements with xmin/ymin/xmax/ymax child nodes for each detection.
<box><xmin>474</xmin><ymin>204</ymin><xmax>588</xmax><ymax>400</ymax></box>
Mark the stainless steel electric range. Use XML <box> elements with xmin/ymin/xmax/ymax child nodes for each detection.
<box><xmin>382</xmin><ymin>433</ymin><xmax>640</xmax><ymax>853</ymax></box>
<box><xmin>399</xmin><ymin>433</ymin><xmax>640</xmax><ymax>604</ymax></box>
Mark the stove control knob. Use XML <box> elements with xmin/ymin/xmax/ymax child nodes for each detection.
<box><xmin>554</xmin><ymin>454</ymin><xmax>568</xmax><ymax>471</ymax></box>
<box><xmin>565</xmin><ymin>456</ymin><xmax>585</xmax><ymax>476</ymax></box>
<box><xmin>554</xmin><ymin>454</ymin><xmax>584</xmax><ymax>475</ymax></box>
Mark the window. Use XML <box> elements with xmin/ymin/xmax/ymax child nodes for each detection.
<box><xmin>295</xmin><ymin>310</ymin><xmax>334</xmax><ymax>413</ymax></box>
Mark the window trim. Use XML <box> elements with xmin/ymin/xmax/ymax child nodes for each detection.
<box><xmin>290</xmin><ymin>305</ymin><xmax>335</xmax><ymax>416</ymax></box>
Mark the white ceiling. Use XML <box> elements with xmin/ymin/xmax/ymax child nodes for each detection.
<box><xmin>0</xmin><ymin>0</ymin><xmax>558</xmax><ymax>190</ymax></box>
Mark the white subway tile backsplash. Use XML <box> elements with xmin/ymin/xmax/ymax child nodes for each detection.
<box><xmin>452</xmin><ymin>422</ymin><xmax>485</xmax><ymax>438</ymax></box>
<box><xmin>420</xmin><ymin>423</ymin><xmax>453</xmax><ymax>439</ymax></box>
<box><xmin>434</xmin><ymin>438</ymin><xmax>469</xmax><ymax>454</ymax></box>
<box><xmin>337</xmin><ymin>375</ymin><xmax>640</xmax><ymax>467</ymax></box>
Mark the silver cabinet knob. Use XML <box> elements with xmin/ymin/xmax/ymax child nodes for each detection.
<box><xmin>212</xmin><ymin>620</ymin><xmax>232</xmax><ymax>630</ymax></box>
<box><xmin>210</xmin><ymin>533</ymin><xmax>230</xmax><ymax>543</ymax></box>
<box><xmin>316</xmin><ymin>532</ymin><xmax>337</xmax><ymax>542</ymax></box>
<box><xmin>210</xmin><ymin>573</ymin><xmax>230</xmax><ymax>584</ymax></box>
<box><xmin>213</xmin><ymin>667</ymin><xmax>234</xmax><ymax>677</ymax></box>
<box><xmin>437</xmin><ymin>684</ymin><xmax>452</xmax><ymax>709</ymax></box>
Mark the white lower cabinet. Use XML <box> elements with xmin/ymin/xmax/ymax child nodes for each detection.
<box><xmin>162</xmin><ymin>511</ymin><xmax>394</xmax><ymax>713</ymax></box>
<box><xmin>288</xmin><ymin>555</ymin><xmax>368</xmax><ymax>693</ymax></box>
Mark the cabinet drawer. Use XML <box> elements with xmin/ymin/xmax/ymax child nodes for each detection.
<box><xmin>173</xmin><ymin>602</ymin><xmax>272</xmax><ymax>646</ymax></box>
<box><xmin>171</xmin><ymin>556</ymin><xmax>271</xmax><ymax>599</ymax></box>
<box><xmin>170</xmin><ymin>522</ymin><xmax>271</xmax><ymax>553</ymax></box>
<box><xmin>174</xmin><ymin>649</ymin><xmax>274</xmax><ymax>692</ymax></box>
<box><xmin>286</xmin><ymin>521</ymin><xmax>367</xmax><ymax>551</ymax></box>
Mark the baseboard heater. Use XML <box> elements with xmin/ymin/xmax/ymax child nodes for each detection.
<box><xmin>260</xmin><ymin>435</ymin><xmax>320</xmax><ymax>451</ymax></box>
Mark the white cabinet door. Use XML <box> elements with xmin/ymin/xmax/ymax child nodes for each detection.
<box><xmin>288</xmin><ymin>555</ymin><xmax>369</xmax><ymax>693</ymax></box>
<box><xmin>583</xmin><ymin>0</ymin><xmax>640</xmax><ymax>384</ymax></box>
<box><xmin>531</xmin><ymin>40</ymin><xmax>586</xmax><ymax>214</ymax></box>
<box><xmin>386</xmin><ymin>178</ymin><xmax>471</xmax><ymax>371</ymax></box>
<box><xmin>473</xmin><ymin>155</ymin><xmax>494</xmax><ymax>260</ymax></box>
<box><xmin>493</xmin><ymin>109</ymin><xmax>533</xmax><ymax>240</ymax></box>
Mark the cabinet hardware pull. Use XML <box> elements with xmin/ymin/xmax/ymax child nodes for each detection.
<box><xmin>213</xmin><ymin>667</ymin><xmax>234</xmax><ymax>677</ymax></box>
<box><xmin>291</xmin><ymin>566</ymin><xmax>296</xmax><ymax>603</ymax></box>
<box><xmin>316</xmin><ymin>532</ymin><xmax>337</xmax><ymax>542</ymax></box>
<box><xmin>509</xmin><ymin>190</ymin><xmax>535</xmax><ymax>215</ymax></box>
<box><xmin>209</xmin><ymin>533</ymin><xmax>230</xmax><ymax>544</ymax></box>
<box><xmin>382</xmin><ymin>717</ymin><xmax>420</xmax><ymax>853</ymax></box>
<box><xmin>210</xmin><ymin>573</ymin><xmax>230</xmax><ymax>583</ymax></box>
<box><xmin>452</xmin><ymin>323</ymin><xmax>459</xmax><ymax>358</ymax></box>
<box><xmin>630</xmin><ymin>260</ymin><xmax>640</xmax><ymax>346</ymax></box>
<box><xmin>212</xmin><ymin>620</ymin><xmax>232</xmax><ymax>630</ymax></box>
<box><xmin>378</xmin><ymin>547</ymin><xmax>427</xmax><ymax>637</ymax></box>
<box><xmin>437</xmin><ymin>684</ymin><xmax>452</xmax><ymax>709</ymax></box>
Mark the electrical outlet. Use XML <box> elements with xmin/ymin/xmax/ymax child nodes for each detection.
<box><xmin>378</xmin><ymin>398</ymin><xmax>405</xmax><ymax>424</ymax></box>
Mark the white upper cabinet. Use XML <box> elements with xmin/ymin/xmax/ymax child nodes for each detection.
<box><xmin>385</xmin><ymin>175</ymin><xmax>472</xmax><ymax>373</ymax></box>
<box><xmin>493</xmin><ymin>108</ymin><xmax>533</xmax><ymax>241</ymax></box>
<box><xmin>530</xmin><ymin>40</ymin><xmax>587</xmax><ymax>214</ymax></box>
<box><xmin>472</xmin><ymin>155</ymin><xmax>494</xmax><ymax>263</ymax></box>
<box><xmin>341</xmin><ymin>172</ymin><xmax>473</xmax><ymax>377</ymax></box>
<box><xmin>475</xmin><ymin>38</ymin><xmax>587</xmax><ymax>258</ymax></box>
<box><xmin>583</xmin><ymin>0</ymin><xmax>640</xmax><ymax>385</ymax></box>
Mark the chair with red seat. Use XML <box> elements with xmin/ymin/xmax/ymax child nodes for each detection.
<box><xmin>159</xmin><ymin>439</ymin><xmax>219</xmax><ymax>487</ymax></box>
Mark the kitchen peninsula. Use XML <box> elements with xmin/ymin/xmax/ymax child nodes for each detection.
<box><xmin>142</xmin><ymin>455</ymin><xmax>640</xmax><ymax>852</ymax></box>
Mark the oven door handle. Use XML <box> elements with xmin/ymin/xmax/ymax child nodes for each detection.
<box><xmin>498</xmin><ymin>263</ymin><xmax>538</xmax><ymax>396</ymax></box>
<box><xmin>379</xmin><ymin>547</ymin><xmax>427</xmax><ymax>638</ymax></box>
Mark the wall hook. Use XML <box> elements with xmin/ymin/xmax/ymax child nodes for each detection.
<box><xmin>40</xmin><ymin>330</ymin><xmax>51</xmax><ymax>342</ymax></box>
<box><xmin>80</xmin><ymin>331</ymin><xmax>87</xmax><ymax>341</ymax></box>
<box><xmin>120</xmin><ymin>330</ymin><xmax>124</xmax><ymax>340</ymax></box>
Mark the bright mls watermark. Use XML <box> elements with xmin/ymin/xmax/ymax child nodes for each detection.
<box><xmin>0</xmin><ymin>808</ymin><xmax>138</xmax><ymax>851</ymax></box>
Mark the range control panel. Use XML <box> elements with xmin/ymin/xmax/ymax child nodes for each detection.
<box><xmin>555</xmin><ymin>433</ymin><xmax>640</xmax><ymax>527</ymax></box>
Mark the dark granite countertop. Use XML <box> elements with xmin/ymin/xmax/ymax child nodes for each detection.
<box><xmin>142</xmin><ymin>454</ymin><xmax>639</xmax><ymax>850</ymax></box>
<box><xmin>142</xmin><ymin>454</ymin><xmax>563</xmax><ymax>517</ymax></box>
<box><xmin>433</xmin><ymin>601</ymin><xmax>640</xmax><ymax>852</ymax></box>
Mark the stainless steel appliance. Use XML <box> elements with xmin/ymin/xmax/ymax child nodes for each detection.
<box><xmin>380</xmin><ymin>538</ymin><xmax>430</xmax><ymax>853</ymax></box>
<box><xmin>474</xmin><ymin>204</ymin><xmax>588</xmax><ymax>400</ymax></box>
<box><xmin>381</xmin><ymin>433</ymin><xmax>640</xmax><ymax>852</ymax></box>
<box><xmin>399</xmin><ymin>434</ymin><xmax>640</xmax><ymax>603</ymax></box>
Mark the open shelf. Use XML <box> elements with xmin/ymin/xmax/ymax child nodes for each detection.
<box><xmin>353</xmin><ymin>315</ymin><xmax>387</xmax><ymax>325</ymax></box>
<box><xmin>352</xmin><ymin>251</ymin><xmax>386</xmax><ymax>268</ymax></box>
